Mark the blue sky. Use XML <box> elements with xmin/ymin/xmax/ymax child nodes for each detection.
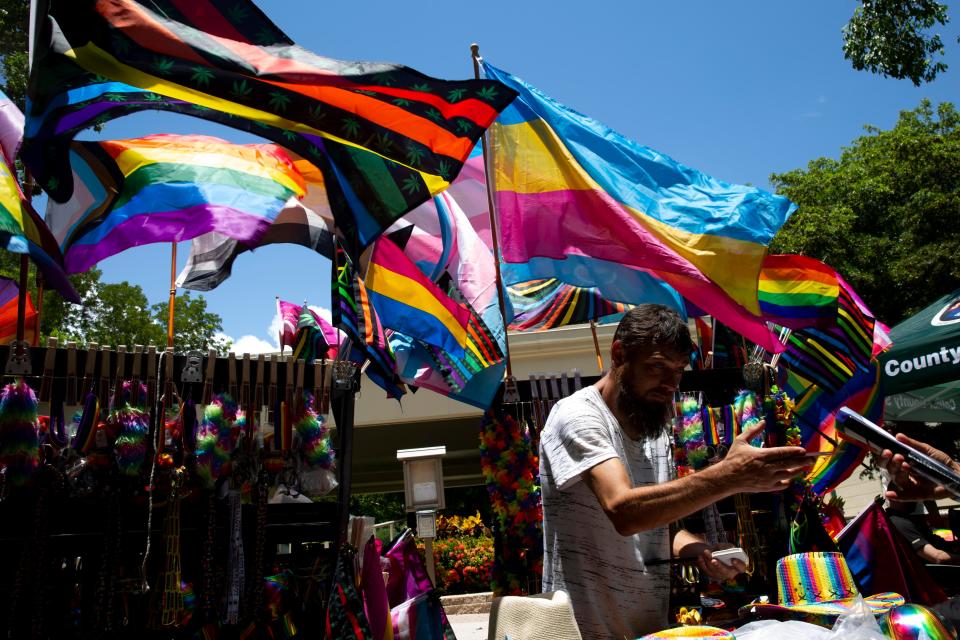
<box><xmin>76</xmin><ymin>0</ymin><xmax>960</xmax><ymax>353</ymax></box>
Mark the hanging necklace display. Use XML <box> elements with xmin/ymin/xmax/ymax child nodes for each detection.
<box><xmin>0</xmin><ymin>343</ymin><xmax>353</xmax><ymax>635</ymax></box>
<box><xmin>0</xmin><ymin>380</ymin><xmax>40</xmax><ymax>490</ymax></box>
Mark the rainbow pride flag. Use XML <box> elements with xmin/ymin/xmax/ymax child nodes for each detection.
<box><xmin>25</xmin><ymin>0</ymin><xmax>516</xmax><ymax>255</ymax></box>
<box><xmin>482</xmin><ymin>62</ymin><xmax>796</xmax><ymax>352</ymax></box>
<box><xmin>178</xmin><ymin>153</ymin><xmax>334</xmax><ymax>292</ymax></box>
<box><xmin>758</xmin><ymin>254</ymin><xmax>839</xmax><ymax>328</ymax></box>
<box><xmin>45</xmin><ymin>134</ymin><xmax>306</xmax><ymax>273</ymax></box>
<box><xmin>0</xmin><ymin>154</ymin><xmax>78</xmax><ymax>302</ymax></box>
<box><xmin>780</xmin><ymin>278</ymin><xmax>877</xmax><ymax>393</ymax></box>
<box><xmin>366</xmin><ymin>236</ymin><xmax>470</xmax><ymax>358</ymax></box>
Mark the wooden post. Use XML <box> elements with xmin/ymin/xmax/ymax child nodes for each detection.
<box><xmin>15</xmin><ymin>255</ymin><xmax>28</xmax><ymax>352</ymax></box>
<box><xmin>33</xmin><ymin>273</ymin><xmax>43</xmax><ymax>346</ymax></box>
<box><xmin>167</xmin><ymin>243</ymin><xmax>177</xmax><ymax>349</ymax></box>
<box><xmin>590</xmin><ymin>320</ymin><xmax>604</xmax><ymax>374</ymax></box>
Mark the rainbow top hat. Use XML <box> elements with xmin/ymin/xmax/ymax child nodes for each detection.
<box><xmin>738</xmin><ymin>552</ymin><xmax>904</xmax><ymax>627</ymax></box>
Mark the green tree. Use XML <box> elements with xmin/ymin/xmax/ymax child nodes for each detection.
<box><xmin>842</xmin><ymin>0</ymin><xmax>953</xmax><ymax>85</ymax></box>
<box><xmin>152</xmin><ymin>290</ymin><xmax>231</xmax><ymax>355</ymax></box>
<box><xmin>0</xmin><ymin>0</ymin><xmax>29</xmax><ymax>109</ymax></box>
<box><xmin>770</xmin><ymin>99</ymin><xmax>960</xmax><ymax>327</ymax></box>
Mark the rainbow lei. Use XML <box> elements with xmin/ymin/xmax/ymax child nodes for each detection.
<box><xmin>0</xmin><ymin>380</ymin><xmax>40</xmax><ymax>488</ymax></box>
<box><xmin>479</xmin><ymin>409</ymin><xmax>542</xmax><ymax>595</ymax></box>
<box><xmin>765</xmin><ymin>385</ymin><xmax>801</xmax><ymax>447</ymax></box>
<box><xmin>732</xmin><ymin>390</ymin><xmax>764</xmax><ymax>447</ymax></box>
<box><xmin>195</xmin><ymin>394</ymin><xmax>239</xmax><ymax>489</ymax></box>
<box><xmin>292</xmin><ymin>394</ymin><xmax>335</xmax><ymax>469</ymax></box>
<box><xmin>110</xmin><ymin>381</ymin><xmax>150</xmax><ymax>477</ymax></box>
<box><xmin>673</xmin><ymin>393</ymin><xmax>710</xmax><ymax>475</ymax></box>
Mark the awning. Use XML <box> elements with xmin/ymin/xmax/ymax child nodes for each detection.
<box><xmin>880</xmin><ymin>288</ymin><xmax>960</xmax><ymax>395</ymax></box>
<box><xmin>885</xmin><ymin>382</ymin><xmax>960</xmax><ymax>423</ymax></box>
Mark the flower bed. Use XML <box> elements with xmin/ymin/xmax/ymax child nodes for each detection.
<box><xmin>420</xmin><ymin>512</ymin><xmax>494</xmax><ymax>594</ymax></box>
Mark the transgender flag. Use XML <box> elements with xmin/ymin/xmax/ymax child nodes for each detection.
<box><xmin>482</xmin><ymin>62</ymin><xmax>796</xmax><ymax>351</ymax></box>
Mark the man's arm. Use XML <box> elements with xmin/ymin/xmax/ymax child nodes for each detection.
<box><xmin>917</xmin><ymin>543</ymin><xmax>960</xmax><ymax>564</ymax></box>
<box><xmin>582</xmin><ymin>421</ymin><xmax>810</xmax><ymax>536</ymax></box>
<box><xmin>672</xmin><ymin>528</ymin><xmax>744</xmax><ymax>580</ymax></box>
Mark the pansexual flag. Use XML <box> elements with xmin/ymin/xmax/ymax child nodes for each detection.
<box><xmin>45</xmin><ymin>134</ymin><xmax>306</xmax><ymax>273</ymax></box>
<box><xmin>366</xmin><ymin>236</ymin><xmax>470</xmax><ymax>358</ymax></box>
<box><xmin>482</xmin><ymin>61</ymin><xmax>795</xmax><ymax>351</ymax></box>
<box><xmin>25</xmin><ymin>0</ymin><xmax>516</xmax><ymax>254</ymax></box>
<box><xmin>384</xmin><ymin>187</ymin><xmax>506</xmax><ymax>409</ymax></box>
<box><xmin>758</xmin><ymin>254</ymin><xmax>839</xmax><ymax>329</ymax></box>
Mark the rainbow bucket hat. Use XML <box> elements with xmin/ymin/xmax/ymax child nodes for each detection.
<box><xmin>641</xmin><ymin>625</ymin><xmax>735</xmax><ymax>639</ymax></box>
<box><xmin>738</xmin><ymin>552</ymin><xmax>904</xmax><ymax>626</ymax></box>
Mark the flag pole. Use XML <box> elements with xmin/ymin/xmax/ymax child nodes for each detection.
<box><xmin>276</xmin><ymin>296</ymin><xmax>284</xmax><ymax>354</ymax></box>
<box><xmin>471</xmin><ymin>43</ymin><xmax>519</xmax><ymax>403</ymax></box>
<box><xmin>589</xmin><ymin>320</ymin><xmax>604</xmax><ymax>374</ymax></box>
<box><xmin>16</xmin><ymin>170</ymin><xmax>34</xmax><ymax>354</ymax></box>
<box><xmin>33</xmin><ymin>273</ymin><xmax>43</xmax><ymax>347</ymax></box>
<box><xmin>16</xmin><ymin>255</ymin><xmax>28</xmax><ymax>349</ymax></box>
<box><xmin>167</xmin><ymin>242</ymin><xmax>176</xmax><ymax>349</ymax></box>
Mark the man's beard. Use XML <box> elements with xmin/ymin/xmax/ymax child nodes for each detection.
<box><xmin>616</xmin><ymin>366</ymin><xmax>673</xmax><ymax>440</ymax></box>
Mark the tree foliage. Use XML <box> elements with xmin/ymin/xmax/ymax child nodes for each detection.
<box><xmin>0</xmin><ymin>0</ymin><xmax>29</xmax><ymax>109</ymax></box>
<box><xmin>770</xmin><ymin>99</ymin><xmax>960</xmax><ymax>327</ymax></box>
<box><xmin>843</xmin><ymin>0</ymin><xmax>952</xmax><ymax>85</ymax></box>
<box><xmin>152</xmin><ymin>291</ymin><xmax>231</xmax><ymax>354</ymax></box>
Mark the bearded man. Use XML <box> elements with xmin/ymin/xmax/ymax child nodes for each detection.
<box><xmin>539</xmin><ymin>304</ymin><xmax>812</xmax><ymax>639</ymax></box>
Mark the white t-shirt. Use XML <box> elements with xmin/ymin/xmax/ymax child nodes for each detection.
<box><xmin>540</xmin><ymin>385</ymin><xmax>674</xmax><ymax>640</ymax></box>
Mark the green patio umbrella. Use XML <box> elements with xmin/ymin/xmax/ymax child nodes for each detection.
<box><xmin>880</xmin><ymin>288</ymin><xmax>960</xmax><ymax>395</ymax></box>
<box><xmin>885</xmin><ymin>382</ymin><xmax>960</xmax><ymax>422</ymax></box>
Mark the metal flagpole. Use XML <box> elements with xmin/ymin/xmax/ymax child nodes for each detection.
<box><xmin>471</xmin><ymin>43</ymin><xmax>519</xmax><ymax>403</ymax></box>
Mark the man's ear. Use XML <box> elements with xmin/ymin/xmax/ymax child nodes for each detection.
<box><xmin>611</xmin><ymin>339</ymin><xmax>624</xmax><ymax>368</ymax></box>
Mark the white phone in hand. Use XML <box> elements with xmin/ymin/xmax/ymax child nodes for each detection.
<box><xmin>711</xmin><ymin>547</ymin><xmax>748</xmax><ymax>566</ymax></box>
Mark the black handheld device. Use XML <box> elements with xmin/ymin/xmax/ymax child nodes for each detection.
<box><xmin>836</xmin><ymin>407</ymin><xmax>960</xmax><ymax>499</ymax></box>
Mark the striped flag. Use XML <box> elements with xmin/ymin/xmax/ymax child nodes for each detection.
<box><xmin>0</xmin><ymin>152</ymin><xmax>78</xmax><ymax>302</ymax></box>
<box><xmin>25</xmin><ymin>0</ymin><xmax>516</xmax><ymax>256</ymax></box>
<box><xmin>365</xmin><ymin>236</ymin><xmax>470</xmax><ymax>358</ymax></box>
<box><xmin>0</xmin><ymin>277</ymin><xmax>37</xmax><ymax>346</ymax></box>
<box><xmin>383</xmin><ymin>187</ymin><xmax>506</xmax><ymax>408</ymax></box>
<box><xmin>837</xmin><ymin>502</ymin><xmax>947</xmax><ymax>605</ymax></box>
<box><xmin>45</xmin><ymin>134</ymin><xmax>306</xmax><ymax>273</ymax></box>
<box><xmin>178</xmin><ymin>153</ymin><xmax>334</xmax><ymax>291</ymax></box>
<box><xmin>277</xmin><ymin>300</ymin><xmax>340</xmax><ymax>364</ymax></box>
<box><xmin>331</xmin><ymin>244</ymin><xmax>404</xmax><ymax>399</ymax></box>
<box><xmin>780</xmin><ymin>279</ymin><xmax>877</xmax><ymax>393</ymax></box>
<box><xmin>482</xmin><ymin>61</ymin><xmax>795</xmax><ymax>352</ymax></box>
<box><xmin>508</xmin><ymin>278</ymin><xmax>636</xmax><ymax>331</ymax></box>
<box><xmin>758</xmin><ymin>254</ymin><xmax>839</xmax><ymax>329</ymax></box>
